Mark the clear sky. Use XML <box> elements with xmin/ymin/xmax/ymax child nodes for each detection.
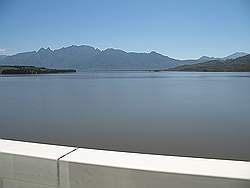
<box><xmin>0</xmin><ymin>0</ymin><xmax>250</xmax><ymax>59</ymax></box>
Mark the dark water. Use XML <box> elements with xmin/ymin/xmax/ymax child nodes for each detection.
<box><xmin>0</xmin><ymin>72</ymin><xmax>250</xmax><ymax>161</ymax></box>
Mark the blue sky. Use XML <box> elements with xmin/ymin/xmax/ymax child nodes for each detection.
<box><xmin>0</xmin><ymin>0</ymin><xmax>250</xmax><ymax>59</ymax></box>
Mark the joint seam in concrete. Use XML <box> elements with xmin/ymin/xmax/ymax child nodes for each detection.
<box><xmin>57</xmin><ymin>148</ymin><xmax>78</xmax><ymax>187</ymax></box>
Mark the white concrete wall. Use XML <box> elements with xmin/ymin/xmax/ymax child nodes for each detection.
<box><xmin>0</xmin><ymin>139</ymin><xmax>76</xmax><ymax>188</ymax></box>
<box><xmin>0</xmin><ymin>139</ymin><xmax>250</xmax><ymax>188</ymax></box>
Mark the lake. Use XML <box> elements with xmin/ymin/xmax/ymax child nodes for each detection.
<box><xmin>0</xmin><ymin>72</ymin><xmax>250</xmax><ymax>161</ymax></box>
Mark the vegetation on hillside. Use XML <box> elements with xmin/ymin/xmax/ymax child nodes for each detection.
<box><xmin>167</xmin><ymin>55</ymin><xmax>250</xmax><ymax>72</ymax></box>
<box><xmin>0</xmin><ymin>66</ymin><xmax>76</xmax><ymax>74</ymax></box>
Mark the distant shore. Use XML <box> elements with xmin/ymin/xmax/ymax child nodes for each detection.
<box><xmin>1</xmin><ymin>65</ymin><xmax>250</xmax><ymax>74</ymax></box>
<box><xmin>0</xmin><ymin>66</ymin><xmax>76</xmax><ymax>74</ymax></box>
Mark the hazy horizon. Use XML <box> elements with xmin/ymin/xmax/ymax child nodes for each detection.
<box><xmin>1</xmin><ymin>0</ymin><xmax>250</xmax><ymax>59</ymax></box>
<box><xmin>1</xmin><ymin>44</ymin><xmax>249</xmax><ymax>61</ymax></box>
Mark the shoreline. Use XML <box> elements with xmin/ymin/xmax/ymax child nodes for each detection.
<box><xmin>0</xmin><ymin>65</ymin><xmax>76</xmax><ymax>74</ymax></box>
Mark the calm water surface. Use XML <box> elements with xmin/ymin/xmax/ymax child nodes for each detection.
<box><xmin>0</xmin><ymin>72</ymin><xmax>250</xmax><ymax>161</ymax></box>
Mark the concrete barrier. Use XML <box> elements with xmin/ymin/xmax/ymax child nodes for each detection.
<box><xmin>0</xmin><ymin>139</ymin><xmax>249</xmax><ymax>188</ymax></box>
<box><xmin>0</xmin><ymin>139</ymin><xmax>76</xmax><ymax>188</ymax></box>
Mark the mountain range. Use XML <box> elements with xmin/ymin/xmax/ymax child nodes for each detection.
<box><xmin>169</xmin><ymin>54</ymin><xmax>250</xmax><ymax>72</ymax></box>
<box><xmin>0</xmin><ymin>45</ymin><xmax>248</xmax><ymax>71</ymax></box>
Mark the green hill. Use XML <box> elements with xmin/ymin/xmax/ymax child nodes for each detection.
<box><xmin>0</xmin><ymin>66</ymin><xmax>76</xmax><ymax>74</ymax></box>
<box><xmin>168</xmin><ymin>54</ymin><xmax>250</xmax><ymax>72</ymax></box>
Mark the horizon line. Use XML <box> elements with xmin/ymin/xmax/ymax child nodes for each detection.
<box><xmin>1</xmin><ymin>44</ymin><xmax>249</xmax><ymax>61</ymax></box>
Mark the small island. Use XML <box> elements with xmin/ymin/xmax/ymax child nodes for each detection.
<box><xmin>0</xmin><ymin>66</ymin><xmax>76</xmax><ymax>74</ymax></box>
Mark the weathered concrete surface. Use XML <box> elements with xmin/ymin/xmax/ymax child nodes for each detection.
<box><xmin>59</xmin><ymin>162</ymin><xmax>250</xmax><ymax>188</ymax></box>
<box><xmin>0</xmin><ymin>153</ymin><xmax>58</xmax><ymax>186</ymax></box>
<box><xmin>0</xmin><ymin>178</ymin><xmax>3</xmax><ymax>188</ymax></box>
<box><xmin>0</xmin><ymin>139</ymin><xmax>76</xmax><ymax>187</ymax></box>
<box><xmin>60</xmin><ymin>148</ymin><xmax>250</xmax><ymax>180</ymax></box>
<box><xmin>1</xmin><ymin>139</ymin><xmax>250</xmax><ymax>188</ymax></box>
<box><xmin>1</xmin><ymin>178</ymin><xmax>56</xmax><ymax>188</ymax></box>
<box><xmin>59</xmin><ymin>148</ymin><xmax>250</xmax><ymax>188</ymax></box>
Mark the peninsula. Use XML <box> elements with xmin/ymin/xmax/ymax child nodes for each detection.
<box><xmin>0</xmin><ymin>66</ymin><xmax>76</xmax><ymax>74</ymax></box>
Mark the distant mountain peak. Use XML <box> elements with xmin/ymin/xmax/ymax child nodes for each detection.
<box><xmin>150</xmin><ymin>51</ymin><xmax>157</xmax><ymax>54</ymax></box>
<box><xmin>199</xmin><ymin>55</ymin><xmax>209</xmax><ymax>59</ymax></box>
<box><xmin>149</xmin><ymin>51</ymin><xmax>167</xmax><ymax>57</ymax></box>
<box><xmin>223</xmin><ymin>52</ymin><xmax>248</xmax><ymax>60</ymax></box>
<box><xmin>38</xmin><ymin>47</ymin><xmax>45</xmax><ymax>52</ymax></box>
<box><xmin>197</xmin><ymin>56</ymin><xmax>217</xmax><ymax>63</ymax></box>
<box><xmin>103</xmin><ymin>48</ymin><xmax>126</xmax><ymax>54</ymax></box>
<box><xmin>198</xmin><ymin>56</ymin><xmax>215</xmax><ymax>60</ymax></box>
<box><xmin>169</xmin><ymin>54</ymin><xmax>250</xmax><ymax>72</ymax></box>
<box><xmin>38</xmin><ymin>47</ymin><xmax>53</xmax><ymax>53</ymax></box>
